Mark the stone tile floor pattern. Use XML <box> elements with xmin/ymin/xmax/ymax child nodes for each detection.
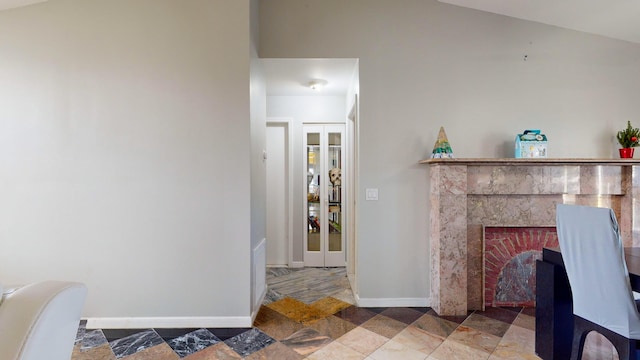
<box><xmin>71</xmin><ymin>268</ymin><xmax>621</xmax><ymax>359</ymax></box>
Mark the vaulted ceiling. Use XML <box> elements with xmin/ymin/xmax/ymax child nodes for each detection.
<box><xmin>0</xmin><ymin>0</ymin><xmax>46</xmax><ymax>12</ymax></box>
<box><xmin>4</xmin><ymin>0</ymin><xmax>637</xmax><ymax>97</ymax></box>
<box><xmin>438</xmin><ymin>0</ymin><xmax>640</xmax><ymax>44</ymax></box>
<box><xmin>2</xmin><ymin>0</ymin><xmax>639</xmax><ymax>44</ymax></box>
<box><xmin>4</xmin><ymin>0</ymin><xmax>638</xmax><ymax>44</ymax></box>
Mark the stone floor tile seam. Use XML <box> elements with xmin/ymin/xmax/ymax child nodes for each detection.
<box><xmin>436</xmin><ymin>317</ymin><xmax>510</xmax><ymax>358</ymax></box>
<box><xmin>417</xmin><ymin>323</ymin><xmax>459</xmax><ymax>359</ymax></box>
<box><xmin>343</xmin><ymin>341</ymin><xmax>388</xmax><ymax>358</ymax></box>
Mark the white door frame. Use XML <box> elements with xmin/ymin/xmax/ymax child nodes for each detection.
<box><xmin>266</xmin><ymin>118</ymin><xmax>294</xmax><ymax>267</ymax></box>
<box><xmin>347</xmin><ymin>95</ymin><xmax>358</xmax><ymax>292</ymax></box>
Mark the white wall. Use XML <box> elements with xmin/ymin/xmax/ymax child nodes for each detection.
<box><xmin>267</xmin><ymin>96</ymin><xmax>346</xmax><ymax>262</ymax></box>
<box><xmin>260</xmin><ymin>0</ymin><xmax>640</xmax><ymax>305</ymax></box>
<box><xmin>0</xmin><ymin>0</ymin><xmax>253</xmax><ymax>327</ymax></box>
<box><xmin>250</xmin><ymin>0</ymin><xmax>268</xmax><ymax>315</ymax></box>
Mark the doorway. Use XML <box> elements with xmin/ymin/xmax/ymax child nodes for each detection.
<box><xmin>266</xmin><ymin>120</ymin><xmax>293</xmax><ymax>267</ymax></box>
<box><xmin>263</xmin><ymin>57</ymin><xmax>359</xmax><ymax>297</ymax></box>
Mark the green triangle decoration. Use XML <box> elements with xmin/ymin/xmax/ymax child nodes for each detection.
<box><xmin>431</xmin><ymin>126</ymin><xmax>454</xmax><ymax>158</ymax></box>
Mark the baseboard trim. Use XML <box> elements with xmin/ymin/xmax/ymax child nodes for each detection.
<box><xmin>252</xmin><ymin>287</ymin><xmax>267</xmax><ymax>323</ymax></box>
<box><xmin>253</xmin><ymin>238</ymin><xmax>266</xmax><ymax>311</ymax></box>
<box><xmin>355</xmin><ymin>295</ymin><xmax>430</xmax><ymax>308</ymax></box>
<box><xmin>290</xmin><ymin>261</ymin><xmax>304</xmax><ymax>268</ymax></box>
<box><xmin>85</xmin><ymin>316</ymin><xmax>253</xmax><ymax>329</ymax></box>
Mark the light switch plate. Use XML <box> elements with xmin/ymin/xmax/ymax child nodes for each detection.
<box><xmin>366</xmin><ymin>188</ymin><xmax>378</xmax><ymax>201</ymax></box>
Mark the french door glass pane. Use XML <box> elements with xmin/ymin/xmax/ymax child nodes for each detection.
<box><xmin>307</xmin><ymin>132</ymin><xmax>321</xmax><ymax>252</ymax></box>
<box><xmin>328</xmin><ymin>132</ymin><xmax>342</xmax><ymax>252</ymax></box>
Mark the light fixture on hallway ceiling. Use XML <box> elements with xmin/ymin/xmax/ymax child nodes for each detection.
<box><xmin>308</xmin><ymin>79</ymin><xmax>328</xmax><ymax>90</ymax></box>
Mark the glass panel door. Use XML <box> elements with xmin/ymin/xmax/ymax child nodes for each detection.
<box><xmin>307</xmin><ymin>131</ymin><xmax>321</xmax><ymax>253</ymax></box>
<box><xmin>327</xmin><ymin>131</ymin><xmax>342</xmax><ymax>253</ymax></box>
<box><xmin>304</xmin><ymin>127</ymin><xmax>324</xmax><ymax>266</ymax></box>
<box><xmin>324</xmin><ymin>126</ymin><xmax>345</xmax><ymax>266</ymax></box>
<box><xmin>303</xmin><ymin>125</ymin><xmax>345</xmax><ymax>267</ymax></box>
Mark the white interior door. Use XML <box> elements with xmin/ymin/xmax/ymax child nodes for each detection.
<box><xmin>266</xmin><ymin>123</ymin><xmax>288</xmax><ymax>266</ymax></box>
<box><xmin>304</xmin><ymin>124</ymin><xmax>345</xmax><ymax>267</ymax></box>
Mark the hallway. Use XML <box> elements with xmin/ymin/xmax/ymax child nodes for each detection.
<box><xmin>263</xmin><ymin>267</ymin><xmax>355</xmax><ymax>305</ymax></box>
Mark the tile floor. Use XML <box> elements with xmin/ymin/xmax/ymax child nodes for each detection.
<box><xmin>71</xmin><ymin>267</ymin><xmax>620</xmax><ymax>360</ymax></box>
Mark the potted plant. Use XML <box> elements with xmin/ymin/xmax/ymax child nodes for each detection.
<box><xmin>616</xmin><ymin>121</ymin><xmax>640</xmax><ymax>158</ymax></box>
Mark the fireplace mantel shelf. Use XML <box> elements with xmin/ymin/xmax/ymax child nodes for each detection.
<box><xmin>420</xmin><ymin>158</ymin><xmax>640</xmax><ymax>165</ymax></box>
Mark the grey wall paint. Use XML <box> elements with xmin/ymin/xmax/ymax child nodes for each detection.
<box><xmin>260</xmin><ymin>0</ymin><xmax>640</xmax><ymax>301</ymax></box>
<box><xmin>0</xmin><ymin>0</ymin><xmax>253</xmax><ymax>319</ymax></box>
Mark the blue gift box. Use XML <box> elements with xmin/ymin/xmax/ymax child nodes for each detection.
<box><xmin>515</xmin><ymin>130</ymin><xmax>547</xmax><ymax>158</ymax></box>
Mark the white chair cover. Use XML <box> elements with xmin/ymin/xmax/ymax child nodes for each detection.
<box><xmin>0</xmin><ymin>281</ymin><xmax>86</xmax><ymax>360</ymax></box>
<box><xmin>556</xmin><ymin>204</ymin><xmax>640</xmax><ymax>338</ymax></box>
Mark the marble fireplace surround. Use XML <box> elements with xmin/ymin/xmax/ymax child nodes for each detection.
<box><xmin>421</xmin><ymin>158</ymin><xmax>640</xmax><ymax>316</ymax></box>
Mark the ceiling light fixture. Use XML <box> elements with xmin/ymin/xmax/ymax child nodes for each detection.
<box><xmin>308</xmin><ymin>79</ymin><xmax>328</xmax><ymax>90</ymax></box>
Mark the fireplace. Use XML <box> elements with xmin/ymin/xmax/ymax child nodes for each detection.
<box><xmin>483</xmin><ymin>226</ymin><xmax>558</xmax><ymax>308</ymax></box>
<box><xmin>423</xmin><ymin>158</ymin><xmax>640</xmax><ymax>316</ymax></box>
